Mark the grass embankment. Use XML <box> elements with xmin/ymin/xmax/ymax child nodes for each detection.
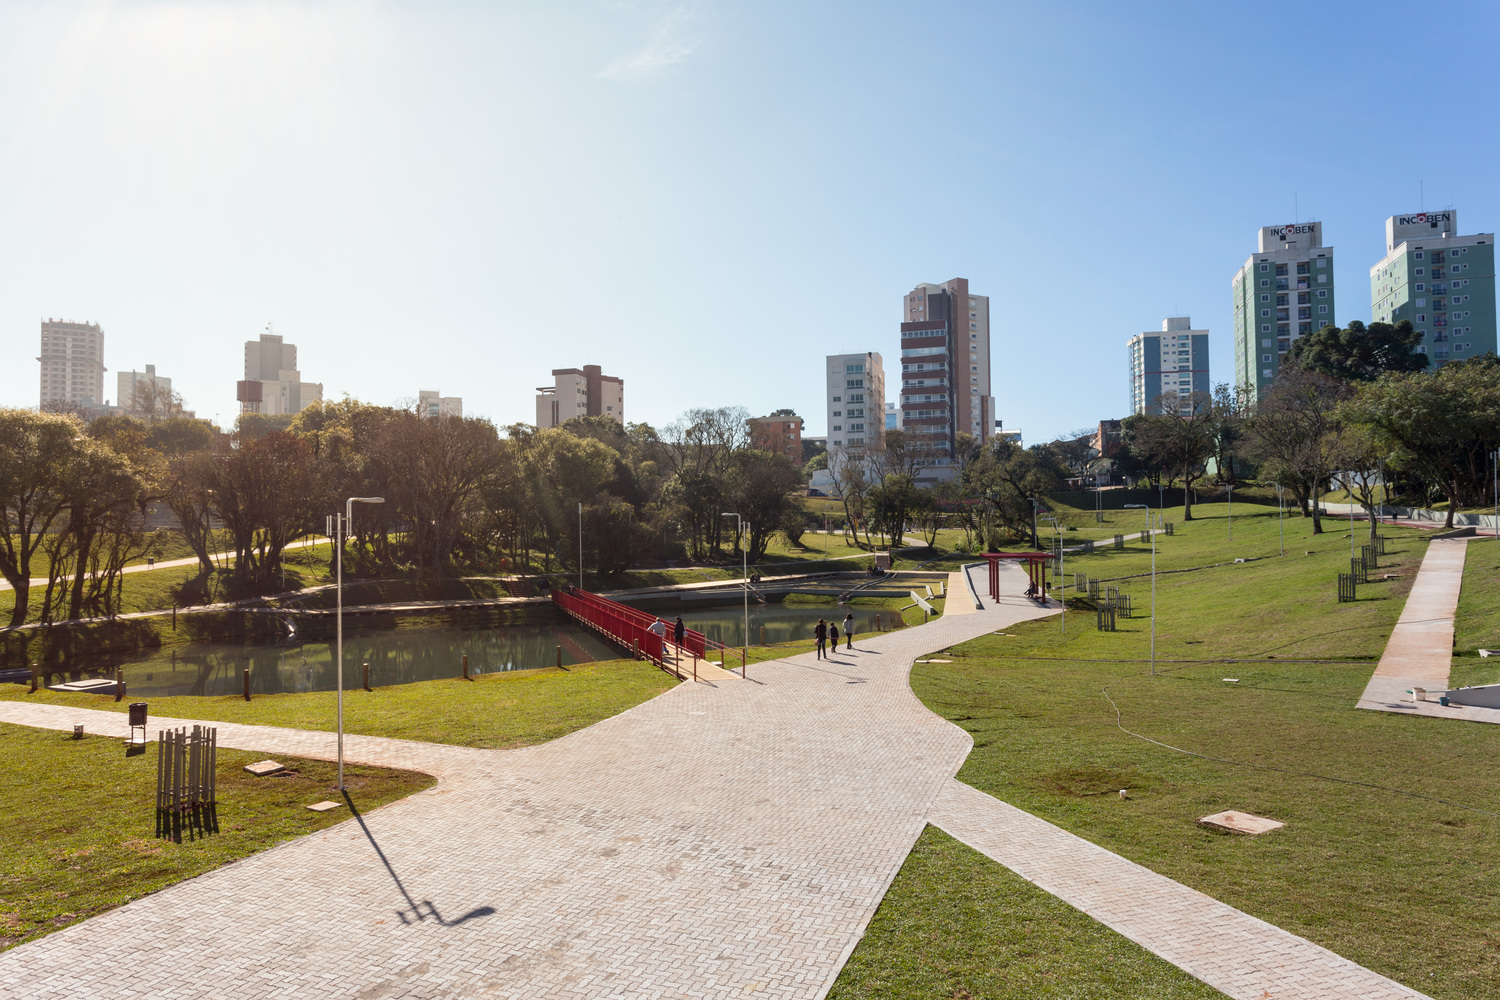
<box><xmin>843</xmin><ymin>503</ymin><xmax>1500</xmax><ymax>1000</ymax></box>
<box><xmin>829</xmin><ymin>826</ymin><xmax>1223</xmax><ymax>1000</ymax></box>
<box><xmin>2</xmin><ymin>658</ymin><xmax>678</xmax><ymax>749</ymax></box>
<box><xmin>0</xmin><ymin>722</ymin><xmax>432</xmax><ymax>951</ymax></box>
<box><xmin>1452</xmin><ymin>537</ymin><xmax>1500</xmax><ymax>688</ymax></box>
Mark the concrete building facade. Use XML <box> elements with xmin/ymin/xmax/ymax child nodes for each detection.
<box><xmin>237</xmin><ymin>332</ymin><xmax>323</xmax><ymax>416</ymax></box>
<box><xmin>747</xmin><ymin>410</ymin><xmax>803</xmax><ymax>463</ymax></box>
<box><xmin>1232</xmin><ymin>222</ymin><xmax>1336</xmax><ymax>397</ymax></box>
<box><xmin>1128</xmin><ymin>317</ymin><xmax>1210</xmax><ymax>414</ymax></box>
<box><xmin>535</xmin><ymin>365</ymin><xmax>624</xmax><ymax>428</ymax></box>
<box><xmin>901</xmin><ymin>278</ymin><xmax>995</xmax><ymax>455</ymax></box>
<box><xmin>1370</xmin><ymin>210</ymin><xmax>1496</xmax><ymax>367</ymax></box>
<box><xmin>418</xmin><ymin>390</ymin><xmax>463</xmax><ymax>419</ymax></box>
<box><xmin>37</xmin><ymin>319</ymin><xmax>105</xmax><ymax>409</ymax></box>
<box><xmin>118</xmin><ymin>364</ymin><xmax>172</xmax><ymax>416</ymax></box>
<box><xmin>825</xmin><ymin>352</ymin><xmax>884</xmax><ymax>459</ymax></box>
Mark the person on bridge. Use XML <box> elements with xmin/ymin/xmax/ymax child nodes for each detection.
<box><xmin>814</xmin><ymin>618</ymin><xmax>827</xmax><ymax>659</ymax></box>
<box><xmin>647</xmin><ymin>618</ymin><xmax>668</xmax><ymax>661</ymax></box>
<box><xmin>843</xmin><ymin>613</ymin><xmax>854</xmax><ymax>650</ymax></box>
<box><xmin>673</xmin><ymin>616</ymin><xmax>686</xmax><ymax>651</ymax></box>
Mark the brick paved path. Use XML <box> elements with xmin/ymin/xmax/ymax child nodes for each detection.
<box><xmin>0</xmin><ymin>565</ymin><xmax>1431</xmax><ymax>999</ymax></box>
<box><xmin>1357</xmin><ymin>538</ymin><xmax>1500</xmax><ymax>724</ymax></box>
<box><xmin>929</xmin><ymin>780</ymin><xmax>1431</xmax><ymax>1000</ymax></box>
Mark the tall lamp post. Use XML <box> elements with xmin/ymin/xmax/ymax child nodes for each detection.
<box><xmin>1124</xmin><ymin>503</ymin><xmax>1155</xmax><ymax>677</ymax></box>
<box><xmin>1226</xmin><ymin>482</ymin><xmax>1234</xmax><ymax>542</ymax></box>
<box><xmin>721</xmin><ymin>512</ymin><xmax>750</xmax><ymax>662</ymax></box>
<box><xmin>1039</xmin><ymin>513</ymin><xmax>1063</xmax><ymax>633</ymax></box>
<box><xmin>332</xmin><ymin>496</ymin><xmax>384</xmax><ymax>792</ymax></box>
<box><xmin>577</xmin><ymin>502</ymin><xmax>584</xmax><ymax>590</ymax></box>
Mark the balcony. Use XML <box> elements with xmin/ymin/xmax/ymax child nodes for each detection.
<box><xmin>1296</xmin><ymin>280</ymin><xmax>1309</xmax><ymax>290</ymax></box>
<box><xmin>1275</xmin><ymin>280</ymin><xmax>1289</xmax><ymax>291</ymax></box>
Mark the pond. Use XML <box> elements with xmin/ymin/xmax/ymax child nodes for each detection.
<box><xmin>49</xmin><ymin>601</ymin><xmax>887</xmax><ymax>697</ymax></box>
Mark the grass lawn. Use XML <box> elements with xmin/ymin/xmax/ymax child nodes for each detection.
<box><xmin>1452</xmin><ymin>537</ymin><xmax>1500</xmax><ymax>688</ymax></box>
<box><xmin>0</xmin><ymin>722</ymin><xmax>433</xmax><ymax>951</ymax></box>
<box><xmin>870</xmin><ymin>502</ymin><xmax>1500</xmax><ymax>1000</ymax></box>
<box><xmin>829</xmin><ymin>826</ymin><xmax>1224</xmax><ymax>1000</ymax></box>
<box><xmin>2</xmin><ymin>658</ymin><xmax>679</xmax><ymax>749</ymax></box>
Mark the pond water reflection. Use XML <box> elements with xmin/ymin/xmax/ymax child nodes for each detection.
<box><xmin>72</xmin><ymin>601</ymin><xmax>884</xmax><ymax>697</ymax></box>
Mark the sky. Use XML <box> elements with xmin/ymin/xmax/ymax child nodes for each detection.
<box><xmin>3</xmin><ymin>1</ymin><xmax>1498</xmax><ymax>443</ymax></box>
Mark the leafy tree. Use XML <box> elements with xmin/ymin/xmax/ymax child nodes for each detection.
<box><xmin>1286</xmin><ymin>320</ymin><xmax>1429</xmax><ymax>382</ymax></box>
<box><xmin>1127</xmin><ymin>393</ymin><xmax>1215</xmax><ymax>519</ymax></box>
<box><xmin>207</xmin><ymin>431</ymin><xmax>319</xmax><ymax>588</ymax></box>
<box><xmin>1245</xmin><ymin>367</ymin><xmax>1350</xmax><ymax>533</ymax></box>
<box><xmin>962</xmin><ymin>439</ymin><xmax>1064</xmax><ymax>548</ymax></box>
<box><xmin>0</xmin><ymin>410</ymin><xmax>83</xmax><ymax>626</ymax></box>
<box><xmin>1343</xmin><ymin>354</ymin><xmax>1500</xmax><ymax>526</ymax></box>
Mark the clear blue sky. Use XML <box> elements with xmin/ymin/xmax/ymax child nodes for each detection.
<box><xmin>3</xmin><ymin>1</ymin><xmax>1497</xmax><ymax>443</ymax></box>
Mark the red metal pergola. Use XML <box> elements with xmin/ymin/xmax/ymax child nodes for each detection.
<box><xmin>981</xmin><ymin>552</ymin><xmax>1053</xmax><ymax>601</ymax></box>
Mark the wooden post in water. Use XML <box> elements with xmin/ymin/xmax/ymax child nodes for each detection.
<box><xmin>760</xmin><ymin>625</ymin><xmax>766</xmax><ymax>645</ymax></box>
<box><xmin>242</xmin><ymin>667</ymin><xmax>250</xmax><ymax>701</ymax></box>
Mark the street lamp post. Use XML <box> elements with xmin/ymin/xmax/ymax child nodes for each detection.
<box><xmin>1226</xmin><ymin>483</ymin><xmax>1234</xmax><ymax>542</ymax></box>
<box><xmin>1040</xmin><ymin>514</ymin><xmax>1063</xmax><ymax>633</ymax></box>
<box><xmin>721</xmin><ymin>512</ymin><xmax>750</xmax><ymax>663</ymax></box>
<box><xmin>1124</xmin><ymin>503</ymin><xmax>1155</xmax><ymax>677</ymax></box>
<box><xmin>578</xmin><ymin>502</ymin><xmax>584</xmax><ymax>591</ymax></box>
<box><xmin>334</xmin><ymin>496</ymin><xmax>384</xmax><ymax>792</ymax></box>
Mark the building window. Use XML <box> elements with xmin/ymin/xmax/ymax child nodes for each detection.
<box><xmin>1262</xmin><ymin>354</ymin><xmax>1272</xmax><ymax>363</ymax></box>
<box><xmin>1260</xmin><ymin>263</ymin><xmax>1269</xmax><ymax>272</ymax></box>
<box><xmin>1317</xmin><ymin>274</ymin><xmax>1327</xmax><ymax>284</ymax></box>
<box><xmin>1319</xmin><ymin>305</ymin><xmax>1328</xmax><ymax>313</ymax></box>
<box><xmin>1261</xmin><ymin>324</ymin><xmax>1271</xmax><ymax>333</ymax></box>
<box><xmin>832</xmin><ymin>425</ymin><xmax>842</xmax><ymax>431</ymax></box>
<box><xmin>1260</xmin><ymin>293</ymin><xmax>1270</xmax><ymax>302</ymax></box>
<box><xmin>832</xmin><ymin>411</ymin><xmax>841</xmax><ymax>417</ymax></box>
<box><xmin>1317</xmin><ymin>258</ymin><xmax>1327</xmax><ymax>268</ymax></box>
<box><xmin>1259</xmin><ymin>279</ymin><xmax>1269</xmax><ymax>287</ymax></box>
<box><xmin>1317</xmin><ymin>289</ymin><xmax>1327</xmax><ymax>298</ymax></box>
<box><xmin>1260</xmin><ymin>309</ymin><xmax>1269</xmax><ymax>317</ymax></box>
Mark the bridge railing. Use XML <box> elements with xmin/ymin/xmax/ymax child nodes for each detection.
<box><xmin>552</xmin><ymin>587</ymin><xmax>736</xmax><ymax>676</ymax></box>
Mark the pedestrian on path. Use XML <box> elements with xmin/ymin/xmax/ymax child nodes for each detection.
<box><xmin>673</xmin><ymin>616</ymin><xmax>686</xmax><ymax>651</ymax></box>
<box><xmin>647</xmin><ymin>618</ymin><xmax>667</xmax><ymax>661</ymax></box>
<box><xmin>829</xmin><ymin>622</ymin><xmax>840</xmax><ymax>651</ymax></box>
<box><xmin>814</xmin><ymin>618</ymin><xmax>827</xmax><ymax>658</ymax></box>
<box><xmin>843</xmin><ymin>613</ymin><xmax>854</xmax><ymax>650</ymax></box>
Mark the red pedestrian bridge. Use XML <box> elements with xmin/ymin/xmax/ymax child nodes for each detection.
<box><xmin>551</xmin><ymin>587</ymin><xmax>747</xmax><ymax>678</ymax></box>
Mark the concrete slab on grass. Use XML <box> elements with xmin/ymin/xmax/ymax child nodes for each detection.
<box><xmin>1198</xmin><ymin>810</ymin><xmax>1285</xmax><ymax>835</ymax></box>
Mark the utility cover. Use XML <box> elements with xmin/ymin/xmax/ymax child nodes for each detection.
<box><xmin>1197</xmin><ymin>810</ymin><xmax>1284</xmax><ymax>835</ymax></box>
<box><xmin>243</xmin><ymin>760</ymin><xmax>287</xmax><ymax>776</ymax></box>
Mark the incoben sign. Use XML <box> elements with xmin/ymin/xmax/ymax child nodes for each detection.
<box><xmin>1396</xmin><ymin>212</ymin><xmax>1452</xmax><ymax>226</ymax></box>
<box><xmin>1269</xmin><ymin>223</ymin><xmax>1317</xmax><ymax>240</ymax></box>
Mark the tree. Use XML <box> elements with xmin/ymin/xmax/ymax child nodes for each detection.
<box><xmin>1128</xmin><ymin>393</ymin><xmax>1215</xmax><ymax>519</ymax></box>
<box><xmin>1343</xmin><ymin>355</ymin><xmax>1500</xmax><ymax>527</ymax></box>
<box><xmin>128</xmin><ymin>379</ymin><xmax>186</xmax><ymax>423</ymax></box>
<box><xmin>1246</xmin><ymin>366</ymin><xmax>1350</xmax><ymax>533</ymax></box>
<box><xmin>1286</xmin><ymin>320</ymin><xmax>1429</xmax><ymax>382</ymax></box>
<box><xmin>724</xmin><ymin>449</ymin><xmax>804</xmax><ymax>562</ymax></box>
<box><xmin>207</xmin><ymin>431</ymin><xmax>319</xmax><ymax>588</ymax></box>
<box><xmin>962</xmin><ymin>439</ymin><xmax>1064</xmax><ymax>548</ymax></box>
<box><xmin>0</xmin><ymin>410</ymin><xmax>83</xmax><ymax>626</ymax></box>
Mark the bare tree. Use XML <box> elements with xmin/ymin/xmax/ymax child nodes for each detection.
<box><xmin>1246</xmin><ymin>367</ymin><xmax>1350</xmax><ymax>534</ymax></box>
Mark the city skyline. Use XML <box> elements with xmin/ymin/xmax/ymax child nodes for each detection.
<box><xmin>2</xmin><ymin>3</ymin><xmax>1497</xmax><ymax>439</ymax></box>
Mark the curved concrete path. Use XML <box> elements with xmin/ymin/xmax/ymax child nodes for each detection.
<box><xmin>0</xmin><ymin>564</ymin><xmax>1431</xmax><ymax>1000</ymax></box>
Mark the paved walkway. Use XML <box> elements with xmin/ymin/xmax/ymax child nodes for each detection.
<box><xmin>930</xmin><ymin>780</ymin><xmax>1428</xmax><ymax>1000</ymax></box>
<box><xmin>0</xmin><ymin>564</ymin><xmax>1431</xmax><ymax>999</ymax></box>
<box><xmin>1356</xmin><ymin>537</ymin><xmax>1500</xmax><ymax>724</ymax></box>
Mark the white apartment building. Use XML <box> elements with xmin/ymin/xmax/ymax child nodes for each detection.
<box><xmin>535</xmin><ymin>365</ymin><xmax>623</xmax><ymax>428</ymax></box>
<box><xmin>1128</xmin><ymin>318</ymin><xmax>1210</xmax><ymax>415</ymax></box>
<box><xmin>418</xmin><ymin>390</ymin><xmax>463</xmax><ymax>419</ymax></box>
<box><xmin>237</xmin><ymin>331</ymin><xmax>323</xmax><ymax>416</ymax></box>
<box><xmin>825</xmin><ymin>352</ymin><xmax>884</xmax><ymax>462</ymax></box>
<box><xmin>38</xmin><ymin>319</ymin><xmax>106</xmax><ymax>409</ymax></box>
<box><xmin>118</xmin><ymin>364</ymin><xmax>170</xmax><ymax>414</ymax></box>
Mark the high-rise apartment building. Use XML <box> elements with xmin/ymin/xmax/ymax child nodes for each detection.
<box><xmin>37</xmin><ymin>319</ymin><xmax>106</xmax><ymax>409</ymax></box>
<box><xmin>825</xmin><ymin>352</ymin><xmax>884</xmax><ymax>459</ymax></box>
<box><xmin>237</xmin><ymin>332</ymin><xmax>323</xmax><ymax>416</ymax></box>
<box><xmin>1128</xmin><ymin>317</ymin><xmax>1210</xmax><ymax>414</ymax></box>
<box><xmin>118</xmin><ymin>364</ymin><xmax>172</xmax><ymax>416</ymax></box>
<box><xmin>747</xmin><ymin>410</ymin><xmax>803</xmax><ymax>463</ymax></box>
<box><xmin>900</xmin><ymin>278</ymin><xmax>995</xmax><ymax>471</ymax></box>
<box><xmin>1232</xmin><ymin>222</ymin><xmax>1336</xmax><ymax>397</ymax></box>
<box><xmin>534</xmin><ymin>365</ymin><xmax>623</xmax><ymax>428</ymax></box>
<box><xmin>1371</xmin><ymin>210</ymin><xmax>1496</xmax><ymax>368</ymax></box>
<box><xmin>418</xmin><ymin>390</ymin><xmax>463</xmax><ymax>419</ymax></box>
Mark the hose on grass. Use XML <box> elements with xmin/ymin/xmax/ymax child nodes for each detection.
<box><xmin>1101</xmin><ymin>682</ymin><xmax>1500</xmax><ymax>820</ymax></box>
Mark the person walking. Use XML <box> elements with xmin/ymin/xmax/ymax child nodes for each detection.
<box><xmin>829</xmin><ymin>621</ymin><xmax>840</xmax><ymax>651</ymax></box>
<box><xmin>843</xmin><ymin>612</ymin><xmax>855</xmax><ymax>650</ymax></box>
<box><xmin>647</xmin><ymin>618</ymin><xmax>667</xmax><ymax>662</ymax></box>
<box><xmin>673</xmin><ymin>616</ymin><xmax>686</xmax><ymax>652</ymax></box>
<box><xmin>814</xmin><ymin>618</ymin><xmax>827</xmax><ymax>659</ymax></box>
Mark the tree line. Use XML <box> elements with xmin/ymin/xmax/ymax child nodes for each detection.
<box><xmin>1111</xmin><ymin>322</ymin><xmax>1500</xmax><ymax>533</ymax></box>
<box><xmin>0</xmin><ymin>403</ymin><xmax>808</xmax><ymax>627</ymax></box>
